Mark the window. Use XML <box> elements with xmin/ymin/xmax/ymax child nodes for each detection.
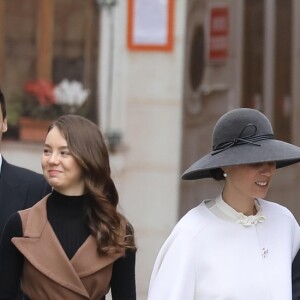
<box><xmin>1</xmin><ymin>0</ymin><xmax>99</xmax><ymax>141</ymax></box>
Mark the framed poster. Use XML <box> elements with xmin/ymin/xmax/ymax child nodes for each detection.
<box><xmin>127</xmin><ymin>0</ymin><xmax>174</xmax><ymax>51</ymax></box>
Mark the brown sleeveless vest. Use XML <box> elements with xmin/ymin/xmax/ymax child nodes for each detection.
<box><xmin>12</xmin><ymin>196</ymin><xmax>124</xmax><ymax>300</ymax></box>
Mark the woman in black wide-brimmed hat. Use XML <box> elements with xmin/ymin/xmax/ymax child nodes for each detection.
<box><xmin>148</xmin><ymin>108</ymin><xmax>300</xmax><ymax>300</ymax></box>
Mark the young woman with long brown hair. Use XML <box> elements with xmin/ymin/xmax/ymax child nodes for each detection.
<box><xmin>0</xmin><ymin>115</ymin><xmax>136</xmax><ymax>299</ymax></box>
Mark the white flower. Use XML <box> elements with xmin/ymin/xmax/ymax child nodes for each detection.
<box><xmin>54</xmin><ymin>79</ymin><xmax>90</xmax><ymax>106</ymax></box>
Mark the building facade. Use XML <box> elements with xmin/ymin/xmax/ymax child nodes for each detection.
<box><xmin>3</xmin><ymin>0</ymin><xmax>300</xmax><ymax>299</ymax></box>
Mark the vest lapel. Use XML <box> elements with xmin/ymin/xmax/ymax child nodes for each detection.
<box><xmin>12</xmin><ymin>197</ymin><xmax>90</xmax><ymax>298</ymax></box>
<box><xmin>71</xmin><ymin>235</ymin><xmax>124</xmax><ymax>278</ymax></box>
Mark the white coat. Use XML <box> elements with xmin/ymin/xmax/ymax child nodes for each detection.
<box><xmin>148</xmin><ymin>196</ymin><xmax>300</xmax><ymax>300</ymax></box>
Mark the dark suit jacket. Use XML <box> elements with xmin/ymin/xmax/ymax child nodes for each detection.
<box><xmin>0</xmin><ymin>158</ymin><xmax>52</xmax><ymax>235</ymax></box>
<box><xmin>0</xmin><ymin>158</ymin><xmax>51</xmax><ymax>300</ymax></box>
<box><xmin>293</xmin><ymin>248</ymin><xmax>300</xmax><ymax>299</ymax></box>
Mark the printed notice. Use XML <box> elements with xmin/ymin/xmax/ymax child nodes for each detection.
<box><xmin>127</xmin><ymin>0</ymin><xmax>174</xmax><ymax>51</ymax></box>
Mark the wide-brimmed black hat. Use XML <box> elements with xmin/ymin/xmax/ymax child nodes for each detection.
<box><xmin>182</xmin><ymin>108</ymin><xmax>300</xmax><ymax>180</ymax></box>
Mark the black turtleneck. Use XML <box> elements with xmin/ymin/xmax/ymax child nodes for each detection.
<box><xmin>0</xmin><ymin>190</ymin><xmax>136</xmax><ymax>300</ymax></box>
<box><xmin>46</xmin><ymin>190</ymin><xmax>90</xmax><ymax>259</ymax></box>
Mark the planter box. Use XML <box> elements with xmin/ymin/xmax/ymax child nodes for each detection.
<box><xmin>19</xmin><ymin>117</ymin><xmax>52</xmax><ymax>142</ymax></box>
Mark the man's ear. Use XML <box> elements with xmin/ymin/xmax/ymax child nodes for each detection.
<box><xmin>2</xmin><ymin>118</ymin><xmax>8</xmax><ymax>132</ymax></box>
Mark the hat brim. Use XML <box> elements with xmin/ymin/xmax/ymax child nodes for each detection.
<box><xmin>182</xmin><ymin>139</ymin><xmax>300</xmax><ymax>180</ymax></box>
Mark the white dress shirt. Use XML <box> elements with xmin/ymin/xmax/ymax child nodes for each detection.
<box><xmin>208</xmin><ymin>194</ymin><xmax>266</xmax><ymax>226</ymax></box>
<box><xmin>0</xmin><ymin>154</ymin><xmax>2</xmax><ymax>175</ymax></box>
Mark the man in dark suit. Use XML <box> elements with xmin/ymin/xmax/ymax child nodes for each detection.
<box><xmin>0</xmin><ymin>89</ymin><xmax>51</xmax><ymax>235</ymax></box>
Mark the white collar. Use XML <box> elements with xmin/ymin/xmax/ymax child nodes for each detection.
<box><xmin>0</xmin><ymin>154</ymin><xmax>2</xmax><ymax>175</ymax></box>
<box><xmin>209</xmin><ymin>194</ymin><xmax>266</xmax><ymax>227</ymax></box>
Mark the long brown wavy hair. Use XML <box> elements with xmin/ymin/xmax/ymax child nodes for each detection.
<box><xmin>48</xmin><ymin>115</ymin><xmax>136</xmax><ymax>254</ymax></box>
